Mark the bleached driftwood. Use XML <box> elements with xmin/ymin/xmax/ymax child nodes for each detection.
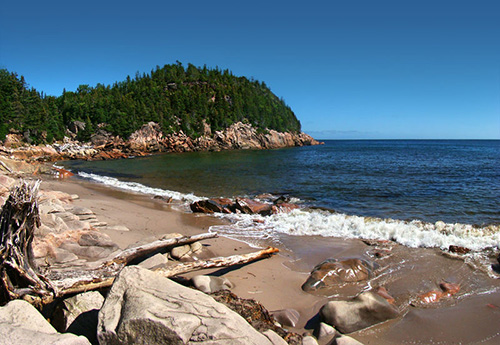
<box><xmin>0</xmin><ymin>181</ymin><xmax>279</xmax><ymax>305</ymax></box>
<box><xmin>105</xmin><ymin>232</ymin><xmax>217</xmax><ymax>266</ymax></box>
<box><xmin>51</xmin><ymin>246</ymin><xmax>279</xmax><ymax>296</ymax></box>
<box><xmin>155</xmin><ymin>246</ymin><xmax>280</xmax><ymax>277</ymax></box>
<box><xmin>0</xmin><ymin>181</ymin><xmax>55</xmax><ymax>305</ymax></box>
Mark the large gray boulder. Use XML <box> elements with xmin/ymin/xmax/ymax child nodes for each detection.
<box><xmin>51</xmin><ymin>291</ymin><xmax>105</xmax><ymax>343</ymax></box>
<box><xmin>320</xmin><ymin>292</ymin><xmax>399</xmax><ymax>334</ymax></box>
<box><xmin>0</xmin><ymin>299</ymin><xmax>91</xmax><ymax>345</ymax></box>
<box><xmin>97</xmin><ymin>266</ymin><xmax>273</xmax><ymax>344</ymax></box>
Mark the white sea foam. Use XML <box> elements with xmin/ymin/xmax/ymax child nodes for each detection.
<box><xmin>212</xmin><ymin>209</ymin><xmax>500</xmax><ymax>251</ymax></box>
<box><xmin>75</xmin><ymin>171</ymin><xmax>499</xmax><ymax>251</ymax></box>
<box><xmin>77</xmin><ymin>172</ymin><xmax>201</xmax><ymax>203</ymax></box>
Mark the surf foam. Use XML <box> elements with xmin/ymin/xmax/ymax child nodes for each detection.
<box><xmin>75</xmin><ymin>171</ymin><xmax>499</xmax><ymax>251</ymax></box>
<box><xmin>77</xmin><ymin>171</ymin><xmax>201</xmax><ymax>203</ymax></box>
<box><xmin>211</xmin><ymin>209</ymin><xmax>500</xmax><ymax>251</ymax></box>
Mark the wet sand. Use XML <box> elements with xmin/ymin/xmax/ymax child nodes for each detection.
<box><xmin>40</xmin><ymin>177</ymin><xmax>500</xmax><ymax>344</ymax></box>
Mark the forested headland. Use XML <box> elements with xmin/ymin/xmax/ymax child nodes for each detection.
<box><xmin>0</xmin><ymin>63</ymin><xmax>302</xmax><ymax>144</ymax></box>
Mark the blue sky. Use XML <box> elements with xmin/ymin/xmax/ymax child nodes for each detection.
<box><xmin>1</xmin><ymin>0</ymin><xmax>499</xmax><ymax>139</ymax></box>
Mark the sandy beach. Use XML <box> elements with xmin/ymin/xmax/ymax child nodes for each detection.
<box><xmin>38</xmin><ymin>175</ymin><xmax>500</xmax><ymax>345</ymax></box>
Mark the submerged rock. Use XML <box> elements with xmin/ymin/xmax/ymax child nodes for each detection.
<box><xmin>271</xmin><ymin>308</ymin><xmax>300</xmax><ymax>328</ymax></box>
<box><xmin>302</xmin><ymin>258</ymin><xmax>377</xmax><ymax>292</ymax></box>
<box><xmin>415</xmin><ymin>282</ymin><xmax>461</xmax><ymax>305</ymax></box>
<box><xmin>320</xmin><ymin>291</ymin><xmax>399</xmax><ymax>334</ymax></box>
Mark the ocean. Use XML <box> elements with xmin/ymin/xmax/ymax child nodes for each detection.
<box><xmin>62</xmin><ymin>140</ymin><xmax>500</xmax><ymax>251</ymax></box>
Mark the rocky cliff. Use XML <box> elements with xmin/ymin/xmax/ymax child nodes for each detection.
<box><xmin>1</xmin><ymin>122</ymin><xmax>322</xmax><ymax>162</ymax></box>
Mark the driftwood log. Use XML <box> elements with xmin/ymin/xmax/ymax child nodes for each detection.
<box><xmin>0</xmin><ymin>181</ymin><xmax>279</xmax><ymax>306</ymax></box>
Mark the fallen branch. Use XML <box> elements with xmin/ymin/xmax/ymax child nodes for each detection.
<box><xmin>51</xmin><ymin>247</ymin><xmax>279</xmax><ymax>297</ymax></box>
<box><xmin>105</xmin><ymin>232</ymin><xmax>217</xmax><ymax>266</ymax></box>
<box><xmin>155</xmin><ymin>247</ymin><xmax>280</xmax><ymax>277</ymax></box>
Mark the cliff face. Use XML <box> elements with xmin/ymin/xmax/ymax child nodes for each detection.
<box><xmin>128</xmin><ymin>121</ymin><xmax>321</xmax><ymax>153</ymax></box>
<box><xmin>1</xmin><ymin>122</ymin><xmax>322</xmax><ymax>162</ymax></box>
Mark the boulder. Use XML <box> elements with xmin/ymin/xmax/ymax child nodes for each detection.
<box><xmin>235</xmin><ymin>198</ymin><xmax>273</xmax><ymax>215</ymax></box>
<box><xmin>170</xmin><ymin>244</ymin><xmax>192</xmax><ymax>259</ymax></box>
<box><xmin>374</xmin><ymin>286</ymin><xmax>395</xmax><ymax>304</ymax></box>
<box><xmin>191</xmin><ymin>275</ymin><xmax>234</xmax><ymax>293</ymax></box>
<box><xmin>53</xmin><ymin>247</ymin><xmax>79</xmax><ymax>264</ymax></box>
<box><xmin>51</xmin><ymin>291</ymin><xmax>104</xmax><ymax>343</ymax></box>
<box><xmin>39</xmin><ymin>200</ymin><xmax>66</xmax><ymax>214</ymax></box>
<box><xmin>316</xmin><ymin>322</ymin><xmax>336</xmax><ymax>340</ymax></box>
<box><xmin>190</xmin><ymin>199</ymin><xmax>229</xmax><ymax>214</ymax></box>
<box><xmin>0</xmin><ymin>174</ymin><xmax>16</xmax><ymax>194</ymax></box>
<box><xmin>0</xmin><ymin>299</ymin><xmax>57</xmax><ymax>334</ymax></box>
<box><xmin>138</xmin><ymin>253</ymin><xmax>169</xmax><ymax>269</ymax></box>
<box><xmin>334</xmin><ymin>335</ymin><xmax>365</xmax><ymax>345</ymax></box>
<box><xmin>60</xmin><ymin>242</ymin><xmax>115</xmax><ymax>260</ymax></box>
<box><xmin>262</xmin><ymin>329</ymin><xmax>288</xmax><ymax>345</ymax></box>
<box><xmin>272</xmin><ymin>203</ymin><xmax>299</xmax><ymax>214</ymax></box>
<box><xmin>210</xmin><ymin>290</ymin><xmax>302</xmax><ymax>344</ymax></box>
<box><xmin>40</xmin><ymin>213</ymin><xmax>70</xmax><ymax>233</ymax></box>
<box><xmin>78</xmin><ymin>231</ymin><xmax>118</xmax><ymax>248</ymax></box>
<box><xmin>302</xmin><ymin>258</ymin><xmax>376</xmax><ymax>292</ymax></box>
<box><xmin>440</xmin><ymin>282</ymin><xmax>460</xmax><ymax>296</ymax></box>
<box><xmin>448</xmin><ymin>245</ymin><xmax>471</xmax><ymax>254</ymax></box>
<box><xmin>190</xmin><ymin>241</ymin><xmax>203</xmax><ymax>254</ymax></box>
<box><xmin>302</xmin><ymin>335</ymin><xmax>319</xmax><ymax>345</ymax></box>
<box><xmin>0</xmin><ymin>299</ymin><xmax>91</xmax><ymax>345</ymax></box>
<box><xmin>97</xmin><ymin>266</ymin><xmax>273</xmax><ymax>345</ymax></box>
<box><xmin>416</xmin><ymin>282</ymin><xmax>460</xmax><ymax>305</ymax></box>
<box><xmin>271</xmin><ymin>308</ymin><xmax>300</xmax><ymax>328</ymax></box>
<box><xmin>320</xmin><ymin>291</ymin><xmax>399</xmax><ymax>334</ymax></box>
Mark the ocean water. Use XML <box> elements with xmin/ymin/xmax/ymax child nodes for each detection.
<box><xmin>63</xmin><ymin>140</ymin><xmax>500</xmax><ymax>250</ymax></box>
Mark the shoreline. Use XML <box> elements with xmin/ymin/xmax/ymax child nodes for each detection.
<box><xmin>39</xmin><ymin>176</ymin><xmax>328</xmax><ymax>331</ymax></box>
<box><xmin>39</xmin><ymin>174</ymin><xmax>500</xmax><ymax>344</ymax></box>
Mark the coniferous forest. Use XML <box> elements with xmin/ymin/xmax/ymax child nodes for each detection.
<box><xmin>0</xmin><ymin>63</ymin><xmax>302</xmax><ymax>144</ymax></box>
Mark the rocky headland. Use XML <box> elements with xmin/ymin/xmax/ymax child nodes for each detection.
<box><xmin>1</xmin><ymin>121</ymin><xmax>322</xmax><ymax>162</ymax></box>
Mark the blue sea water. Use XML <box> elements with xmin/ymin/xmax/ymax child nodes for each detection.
<box><xmin>63</xmin><ymin>140</ymin><xmax>500</xmax><ymax>250</ymax></box>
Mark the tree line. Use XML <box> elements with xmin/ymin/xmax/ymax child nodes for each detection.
<box><xmin>0</xmin><ymin>63</ymin><xmax>301</xmax><ymax>144</ymax></box>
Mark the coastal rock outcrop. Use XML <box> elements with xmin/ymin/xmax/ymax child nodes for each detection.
<box><xmin>319</xmin><ymin>291</ymin><xmax>399</xmax><ymax>334</ymax></box>
<box><xmin>190</xmin><ymin>195</ymin><xmax>299</xmax><ymax>216</ymax></box>
<box><xmin>97</xmin><ymin>266</ymin><xmax>274</xmax><ymax>345</ymax></box>
<box><xmin>1</xmin><ymin>121</ymin><xmax>321</xmax><ymax>162</ymax></box>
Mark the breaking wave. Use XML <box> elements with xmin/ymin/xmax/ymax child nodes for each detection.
<box><xmin>77</xmin><ymin>171</ymin><xmax>201</xmax><ymax>203</ymax></box>
<box><xmin>75</xmin><ymin>171</ymin><xmax>499</xmax><ymax>251</ymax></box>
<box><xmin>211</xmin><ymin>209</ymin><xmax>500</xmax><ymax>251</ymax></box>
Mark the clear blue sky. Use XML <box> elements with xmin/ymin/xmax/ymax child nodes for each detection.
<box><xmin>1</xmin><ymin>0</ymin><xmax>499</xmax><ymax>139</ymax></box>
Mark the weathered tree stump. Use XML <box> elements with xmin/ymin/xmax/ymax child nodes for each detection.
<box><xmin>0</xmin><ymin>181</ymin><xmax>54</xmax><ymax>305</ymax></box>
